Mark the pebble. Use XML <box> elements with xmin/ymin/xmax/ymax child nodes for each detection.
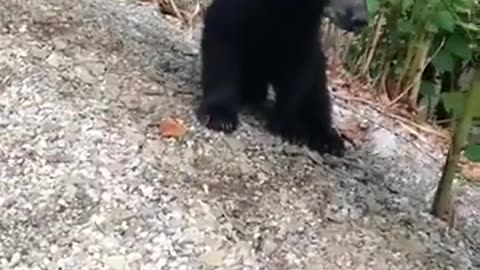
<box><xmin>74</xmin><ymin>66</ymin><xmax>97</xmax><ymax>84</ymax></box>
<box><xmin>198</xmin><ymin>248</ymin><xmax>226</xmax><ymax>266</ymax></box>
<box><xmin>369</xmin><ymin>128</ymin><xmax>398</xmax><ymax>158</ymax></box>
<box><xmin>9</xmin><ymin>253</ymin><xmax>21</xmax><ymax>267</ymax></box>
<box><xmin>30</xmin><ymin>46</ymin><xmax>49</xmax><ymax>59</ymax></box>
<box><xmin>85</xmin><ymin>62</ymin><xmax>106</xmax><ymax>76</ymax></box>
<box><xmin>46</xmin><ymin>51</ymin><xmax>63</xmax><ymax>67</ymax></box>
<box><xmin>52</xmin><ymin>37</ymin><xmax>68</xmax><ymax>50</ymax></box>
<box><xmin>104</xmin><ymin>255</ymin><xmax>128</xmax><ymax>270</ymax></box>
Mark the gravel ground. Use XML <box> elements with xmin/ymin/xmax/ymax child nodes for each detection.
<box><xmin>0</xmin><ymin>0</ymin><xmax>479</xmax><ymax>269</ymax></box>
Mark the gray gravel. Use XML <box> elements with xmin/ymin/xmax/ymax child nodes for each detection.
<box><xmin>0</xmin><ymin>0</ymin><xmax>479</xmax><ymax>269</ymax></box>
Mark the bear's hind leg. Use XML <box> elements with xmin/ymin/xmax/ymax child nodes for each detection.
<box><xmin>300</xmin><ymin>77</ymin><xmax>346</xmax><ymax>156</ymax></box>
<box><xmin>296</xmin><ymin>52</ymin><xmax>345</xmax><ymax>156</ymax></box>
<box><xmin>268</xmin><ymin>49</ymin><xmax>345</xmax><ymax>156</ymax></box>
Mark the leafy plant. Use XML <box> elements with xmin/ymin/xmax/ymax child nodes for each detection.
<box><xmin>432</xmin><ymin>68</ymin><xmax>480</xmax><ymax>221</ymax></box>
<box><xmin>340</xmin><ymin>0</ymin><xmax>480</xmax><ymax>225</ymax></box>
<box><xmin>345</xmin><ymin>0</ymin><xmax>479</xmax><ymax>124</ymax></box>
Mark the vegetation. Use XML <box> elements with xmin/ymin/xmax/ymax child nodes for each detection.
<box><xmin>345</xmin><ymin>0</ymin><xmax>479</xmax><ymax>123</ymax></box>
<box><xmin>432</xmin><ymin>69</ymin><xmax>480</xmax><ymax>221</ymax></box>
<box><xmin>340</xmin><ymin>0</ymin><xmax>480</xmax><ymax>223</ymax></box>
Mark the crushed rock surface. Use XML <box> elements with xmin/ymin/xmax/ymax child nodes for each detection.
<box><xmin>0</xmin><ymin>0</ymin><xmax>479</xmax><ymax>269</ymax></box>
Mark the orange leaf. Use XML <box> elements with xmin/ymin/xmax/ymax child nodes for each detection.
<box><xmin>159</xmin><ymin>117</ymin><xmax>186</xmax><ymax>138</ymax></box>
<box><xmin>338</xmin><ymin>117</ymin><xmax>369</xmax><ymax>147</ymax></box>
<box><xmin>459</xmin><ymin>156</ymin><xmax>480</xmax><ymax>182</ymax></box>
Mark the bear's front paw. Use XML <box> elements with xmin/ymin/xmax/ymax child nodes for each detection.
<box><xmin>310</xmin><ymin>129</ymin><xmax>346</xmax><ymax>157</ymax></box>
<box><xmin>196</xmin><ymin>102</ymin><xmax>239</xmax><ymax>133</ymax></box>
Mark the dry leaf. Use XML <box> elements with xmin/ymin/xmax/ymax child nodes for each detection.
<box><xmin>159</xmin><ymin>117</ymin><xmax>186</xmax><ymax>138</ymax></box>
<box><xmin>338</xmin><ymin>117</ymin><xmax>369</xmax><ymax>147</ymax></box>
<box><xmin>459</xmin><ymin>156</ymin><xmax>480</xmax><ymax>182</ymax></box>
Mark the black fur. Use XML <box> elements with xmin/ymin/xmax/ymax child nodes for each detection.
<box><xmin>197</xmin><ymin>0</ymin><xmax>345</xmax><ymax>156</ymax></box>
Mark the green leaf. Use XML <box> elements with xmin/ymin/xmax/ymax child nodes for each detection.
<box><xmin>441</xmin><ymin>91</ymin><xmax>466</xmax><ymax>118</ymax></box>
<box><xmin>464</xmin><ymin>144</ymin><xmax>480</xmax><ymax>162</ymax></box>
<box><xmin>398</xmin><ymin>19</ymin><xmax>415</xmax><ymax>34</ymax></box>
<box><xmin>432</xmin><ymin>49</ymin><xmax>454</xmax><ymax>72</ymax></box>
<box><xmin>431</xmin><ymin>11</ymin><xmax>456</xmax><ymax>32</ymax></box>
<box><xmin>401</xmin><ymin>0</ymin><xmax>414</xmax><ymax>12</ymax></box>
<box><xmin>474</xmin><ymin>105</ymin><xmax>480</xmax><ymax>118</ymax></box>
<box><xmin>472</xmin><ymin>97</ymin><xmax>480</xmax><ymax>118</ymax></box>
<box><xmin>420</xmin><ymin>80</ymin><xmax>436</xmax><ymax>97</ymax></box>
<box><xmin>453</xmin><ymin>0</ymin><xmax>476</xmax><ymax>10</ymax></box>
<box><xmin>425</xmin><ymin>22</ymin><xmax>439</xmax><ymax>33</ymax></box>
<box><xmin>445</xmin><ymin>34</ymin><xmax>473</xmax><ymax>60</ymax></box>
<box><xmin>367</xmin><ymin>0</ymin><xmax>379</xmax><ymax>15</ymax></box>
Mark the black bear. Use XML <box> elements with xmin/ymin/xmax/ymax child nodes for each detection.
<box><xmin>196</xmin><ymin>0</ymin><xmax>368</xmax><ymax>156</ymax></box>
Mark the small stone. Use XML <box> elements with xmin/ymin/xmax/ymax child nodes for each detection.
<box><xmin>234</xmin><ymin>240</ymin><xmax>252</xmax><ymax>259</ymax></box>
<box><xmin>119</xmin><ymin>94</ymin><xmax>140</xmax><ymax>110</ymax></box>
<box><xmin>44</xmin><ymin>149</ymin><xmax>73</xmax><ymax>163</ymax></box>
<box><xmin>155</xmin><ymin>257</ymin><xmax>168</xmax><ymax>268</ymax></box>
<box><xmin>223</xmin><ymin>136</ymin><xmax>245</xmax><ymax>152</ymax></box>
<box><xmin>0</xmin><ymin>38</ymin><xmax>12</xmax><ymax>49</ymax></box>
<box><xmin>262</xmin><ymin>236</ymin><xmax>277</xmax><ymax>256</ymax></box>
<box><xmin>142</xmin><ymin>139</ymin><xmax>165</xmax><ymax>161</ymax></box>
<box><xmin>74</xmin><ymin>66</ymin><xmax>97</xmax><ymax>84</ymax></box>
<box><xmin>30</xmin><ymin>46</ymin><xmax>49</xmax><ymax>59</ymax></box>
<box><xmin>141</xmin><ymin>85</ymin><xmax>165</xmax><ymax>95</ymax></box>
<box><xmin>9</xmin><ymin>253</ymin><xmax>21</xmax><ymax>267</ymax></box>
<box><xmin>238</xmin><ymin>161</ymin><xmax>253</xmax><ymax>175</ymax></box>
<box><xmin>124</xmin><ymin>128</ymin><xmax>145</xmax><ymax>145</ymax></box>
<box><xmin>46</xmin><ymin>52</ymin><xmax>63</xmax><ymax>67</ymax></box>
<box><xmin>18</xmin><ymin>24</ymin><xmax>28</xmax><ymax>33</ymax></box>
<box><xmin>198</xmin><ymin>248</ymin><xmax>226</xmax><ymax>266</ymax></box>
<box><xmin>52</xmin><ymin>37</ymin><xmax>68</xmax><ymax>50</ymax></box>
<box><xmin>192</xmin><ymin>155</ymin><xmax>214</xmax><ymax>170</ymax></box>
<box><xmin>283</xmin><ymin>144</ymin><xmax>303</xmax><ymax>155</ymax></box>
<box><xmin>369</xmin><ymin>128</ymin><xmax>397</xmax><ymax>158</ymax></box>
<box><xmin>102</xmin><ymin>74</ymin><xmax>122</xmax><ymax>100</ymax></box>
<box><xmin>227</xmin><ymin>157</ymin><xmax>253</xmax><ymax>177</ymax></box>
<box><xmin>138</xmin><ymin>97</ymin><xmax>159</xmax><ymax>114</ymax></box>
<box><xmin>257</xmin><ymin>171</ymin><xmax>269</xmax><ymax>182</ymax></box>
<box><xmin>85</xmin><ymin>62</ymin><xmax>106</xmax><ymax>76</ymax></box>
<box><xmin>1</xmin><ymin>195</ymin><xmax>17</xmax><ymax>208</ymax></box>
<box><xmin>127</xmin><ymin>253</ymin><xmax>142</xmax><ymax>263</ymax></box>
<box><xmin>104</xmin><ymin>255</ymin><xmax>128</xmax><ymax>270</ymax></box>
<box><xmin>390</xmin><ymin>236</ymin><xmax>426</xmax><ymax>254</ymax></box>
<box><xmin>103</xmin><ymin>73</ymin><xmax>122</xmax><ymax>87</ymax></box>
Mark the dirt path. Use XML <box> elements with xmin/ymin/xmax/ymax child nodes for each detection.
<box><xmin>0</xmin><ymin>0</ymin><xmax>478</xmax><ymax>269</ymax></box>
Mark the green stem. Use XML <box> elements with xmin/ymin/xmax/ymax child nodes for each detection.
<box><xmin>432</xmin><ymin>69</ymin><xmax>480</xmax><ymax>221</ymax></box>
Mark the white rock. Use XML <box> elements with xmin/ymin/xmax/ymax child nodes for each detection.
<box><xmin>104</xmin><ymin>255</ymin><xmax>128</xmax><ymax>270</ymax></box>
<box><xmin>369</xmin><ymin>128</ymin><xmax>398</xmax><ymax>158</ymax></box>
<box><xmin>198</xmin><ymin>248</ymin><xmax>226</xmax><ymax>266</ymax></box>
<box><xmin>46</xmin><ymin>52</ymin><xmax>63</xmax><ymax>67</ymax></box>
<box><xmin>74</xmin><ymin>66</ymin><xmax>97</xmax><ymax>84</ymax></box>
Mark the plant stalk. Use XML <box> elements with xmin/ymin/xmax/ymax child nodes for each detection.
<box><xmin>432</xmin><ymin>69</ymin><xmax>480</xmax><ymax>221</ymax></box>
